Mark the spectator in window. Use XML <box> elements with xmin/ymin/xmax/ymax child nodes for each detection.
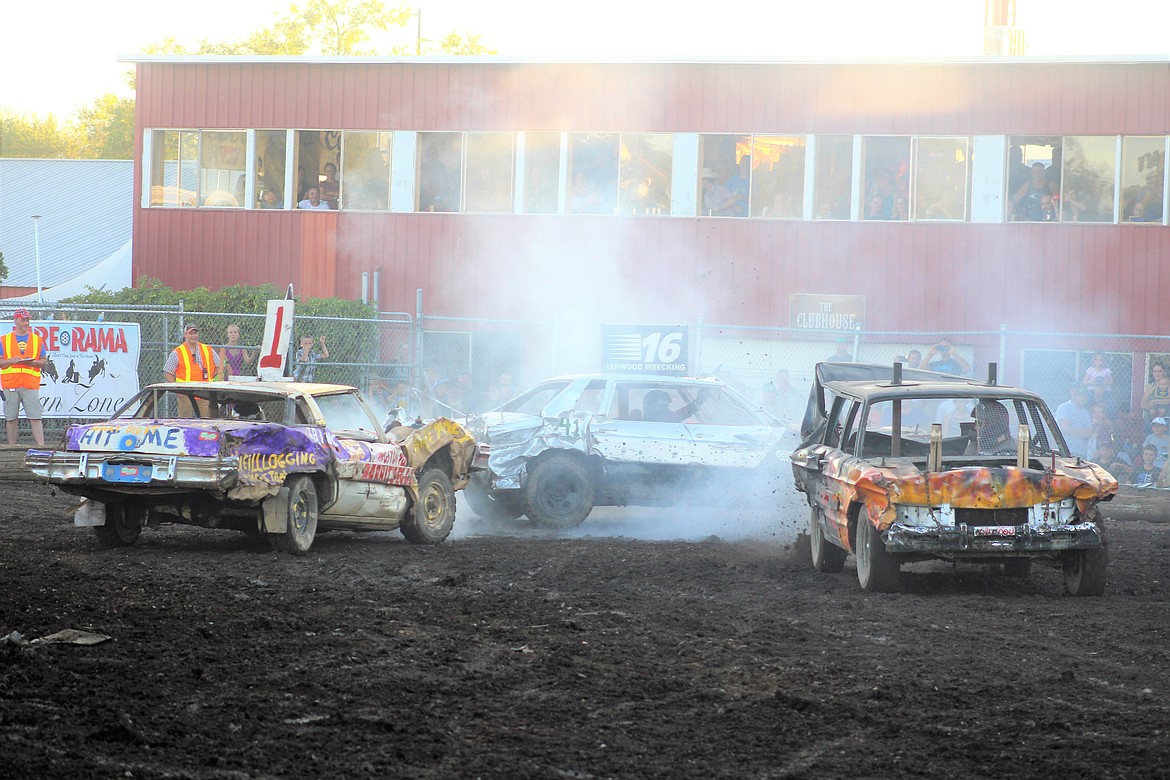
<box><xmin>298</xmin><ymin>186</ymin><xmax>330</xmax><ymax>210</ymax></box>
<box><xmin>700</xmin><ymin>168</ymin><xmax>737</xmax><ymax>217</ymax></box>
<box><xmin>892</xmin><ymin>197</ymin><xmax>909</xmax><ymax>220</ymax></box>
<box><xmin>1039</xmin><ymin>193</ymin><xmax>1058</xmax><ymax>222</ymax></box>
<box><xmin>866</xmin><ymin>169</ymin><xmax>898</xmax><ymax>218</ymax></box>
<box><xmin>293</xmin><ymin>335</ymin><xmax>329</xmax><ymax>382</ymax></box>
<box><xmin>1011</xmin><ymin>162</ymin><xmax>1058</xmax><ymax>221</ymax></box>
<box><xmin>569</xmin><ymin>171</ymin><xmax>605</xmax><ymax>215</ymax></box>
<box><xmin>1007</xmin><ymin>145</ymin><xmax>1030</xmax><ymax>198</ymax></box>
<box><xmin>864</xmin><ymin>195</ymin><xmax>887</xmax><ymax>220</ymax></box>
<box><xmin>259</xmin><ymin>189</ymin><xmax>283</xmax><ymax>209</ymax></box>
<box><xmin>923</xmin><ymin>338</ymin><xmax>970</xmax><ymax>375</ymax></box>
<box><xmin>320</xmin><ymin>162</ymin><xmax>340</xmax><ymax>209</ymax></box>
<box><xmin>726</xmin><ymin>155</ymin><xmax>750</xmax><ymax>218</ymax></box>
<box><xmin>1128</xmin><ymin>200</ymin><xmax>1153</xmax><ymax>223</ymax></box>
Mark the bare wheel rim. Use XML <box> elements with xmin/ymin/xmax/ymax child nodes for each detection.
<box><xmin>291</xmin><ymin>491</ymin><xmax>312</xmax><ymax>534</ymax></box>
<box><xmin>420</xmin><ymin>480</ymin><xmax>451</xmax><ymax>531</ymax></box>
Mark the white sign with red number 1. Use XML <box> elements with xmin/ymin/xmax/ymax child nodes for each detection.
<box><xmin>256</xmin><ymin>298</ymin><xmax>296</xmax><ymax>382</ymax></box>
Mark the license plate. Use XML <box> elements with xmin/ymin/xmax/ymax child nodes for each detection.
<box><xmin>101</xmin><ymin>464</ymin><xmax>152</xmax><ymax>483</ymax></box>
<box><xmin>973</xmin><ymin>525</ymin><xmax>1017</xmax><ymax>538</ymax></box>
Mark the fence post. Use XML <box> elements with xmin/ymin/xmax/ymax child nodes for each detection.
<box><xmin>694</xmin><ymin>316</ymin><xmax>704</xmax><ymax>375</ymax></box>
<box><xmin>1000</xmin><ymin>323</ymin><xmax>1008</xmax><ymax>385</ymax></box>
<box><xmin>852</xmin><ymin>324</ymin><xmax>862</xmax><ymax>363</ymax></box>
<box><xmin>414</xmin><ymin>289</ymin><xmax>423</xmax><ymax>389</ymax></box>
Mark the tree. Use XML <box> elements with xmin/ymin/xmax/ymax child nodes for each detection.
<box><xmin>433</xmin><ymin>32</ymin><xmax>497</xmax><ymax>56</ymax></box>
<box><xmin>296</xmin><ymin>0</ymin><xmax>412</xmax><ymax>55</ymax></box>
<box><xmin>0</xmin><ymin>251</ymin><xmax>8</xmax><ymax>286</ymax></box>
<box><xmin>0</xmin><ymin>110</ymin><xmax>82</xmax><ymax>158</ymax></box>
<box><xmin>74</xmin><ymin>94</ymin><xmax>135</xmax><ymax>160</ymax></box>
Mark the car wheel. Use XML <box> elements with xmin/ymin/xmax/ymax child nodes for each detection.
<box><xmin>94</xmin><ymin>502</ymin><xmax>143</xmax><ymax>548</ymax></box>
<box><xmin>1063</xmin><ymin>547</ymin><xmax>1108</xmax><ymax>596</ymax></box>
<box><xmin>463</xmin><ymin>472</ymin><xmax>523</xmax><ymax>523</ymax></box>
<box><xmin>809</xmin><ymin>505</ymin><xmax>846</xmax><ymax>573</ymax></box>
<box><xmin>269</xmin><ymin>475</ymin><xmax>318</xmax><ymax>556</ymax></box>
<box><xmin>855</xmin><ymin>515</ymin><xmax>899</xmax><ymax>593</ymax></box>
<box><xmin>521</xmin><ymin>452</ymin><xmax>594</xmax><ymax>528</ymax></box>
<box><xmin>1003</xmin><ymin>558</ymin><xmax>1032</xmax><ymax>578</ymax></box>
<box><xmin>401</xmin><ymin>467</ymin><xmax>456</xmax><ymax>544</ymax></box>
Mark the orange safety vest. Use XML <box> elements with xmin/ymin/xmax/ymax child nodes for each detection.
<box><xmin>172</xmin><ymin>343</ymin><xmax>218</xmax><ymax>382</ymax></box>
<box><xmin>1</xmin><ymin>331</ymin><xmax>45</xmax><ymax>390</ymax></box>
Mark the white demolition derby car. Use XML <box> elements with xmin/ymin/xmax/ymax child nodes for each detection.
<box><xmin>463</xmin><ymin>373</ymin><xmax>792</xmax><ymax>527</ymax></box>
<box><xmin>25</xmin><ymin>381</ymin><xmax>479</xmax><ymax>554</ymax></box>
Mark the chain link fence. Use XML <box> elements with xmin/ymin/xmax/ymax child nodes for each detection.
<box><xmin>6</xmin><ymin>298</ymin><xmax>1168</xmax><ymax>475</ymax></box>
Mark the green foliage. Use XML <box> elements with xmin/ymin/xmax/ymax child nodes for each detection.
<box><xmin>74</xmin><ymin>94</ymin><xmax>136</xmax><ymax>160</ymax></box>
<box><xmin>2</xmin><ymin>93</ymin><xmax>134</xmax><ymax>160</ymax></box>
<box><xmin>434</xmin><ymin>31</ymin><xmax>497</xmax><ymax>55</ymax></box>
<box><xmin>0</xmin><ymin>251</ymin><xmax>7</xmax><ymax>285</ymax></box>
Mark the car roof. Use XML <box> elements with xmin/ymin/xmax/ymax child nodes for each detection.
<box><xmin>144</xmin><ymin>381</ymin><xmax>357</xmax><ymax>397</ymax></box>
<box><xmin>538</xmin><ymin>373</ymin><xmax>726</xmax><ymax>386</ymax></box>
<box><xmin>822</xmin><ymin>377</ymin><xmax>1045</xmax><ymax>404</ymax></box>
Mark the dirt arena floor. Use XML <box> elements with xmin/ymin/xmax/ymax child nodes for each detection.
<box><xmin>3</xmin><ymin>478</ymin><xmax>1170</xmax><ymax>779</ymax></box>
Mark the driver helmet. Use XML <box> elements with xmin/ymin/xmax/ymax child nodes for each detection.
<box><xmin>644</xmin><ymin>389</ymin><xmax>671</xmax><ymax>410</ymax></box>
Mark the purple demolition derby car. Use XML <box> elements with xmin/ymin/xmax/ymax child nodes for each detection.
<box><xmin>25</xmin><ymin>381</ymin><xmax>479</xmax><ymax>555</ymax></box>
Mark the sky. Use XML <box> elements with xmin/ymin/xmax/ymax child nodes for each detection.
<box><xmin>3</xmin><ymin>0</ymin><xmax>1170</xmax><ymax>118</ymax></box>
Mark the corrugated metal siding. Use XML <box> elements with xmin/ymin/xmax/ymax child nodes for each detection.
<box><xmin>0</xmin><ymin>159</ymin><xmax>133</xmax><ymax>287</ymax></box>
<box><xmin>133</xmin><ymin>210</ymin><xmax>1170</xmax><ymax>334</ymax></box>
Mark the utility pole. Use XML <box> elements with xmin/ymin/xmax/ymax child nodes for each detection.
<box><xmin>31</xmin><ymin>215</ymin><xmax>44</xmax><ymax>304</ymax></box>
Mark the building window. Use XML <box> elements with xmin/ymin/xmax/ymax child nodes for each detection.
<box><xmin>568</xmin><ymin>133</ymin><xmax>619</xmax><ymax>215</ymax></box>
<box><xmin>341</xmin><ymin>131</ymin><xmax>391</xmax><ymax>210</ymax></box>
<box><xmin>1121</xmin><ymin>135</ymin><xmax>1164</xmax><ymax>224</ymax></box>
<box><xmin>256</xmin><ymin>130</ymin><xmax>287</xmax><ymax>209</ymax></box>
<box><xmin>149</xmin><ymin>130</ymin><xmax>198</xmax><ymax>207</ymax></box>
<box><xmin>814</xmin><ymin>136</ymin><xmax>853</xmax><ymax>220</ymax></box>
<box><xmin>1007</xmin><ymin>136</ymin><xmax>1061</xmax><ymax>222</ymax></box>
<box><xmin>465</xmin><ymin>133</ymin><xmax>514</xmax><ymax>213</ymax></box>
<box><xmin>697</xmin><ymin>134</ymin><xmax>748</xmax><ymax>217</ymax></box>
<box><xmin>417</xmin><ymin>132</ymin><xmax>463</xmax><ymax>212</ymax></box>
<box><xmin>523</xmin><ymin>132</ymin><xmax>560</xmax><ymax>215</ymax></box>
<box><xmin>619</xmin><ymin>133</ymin><xmax>673</xmax><ymax>215</ymax></box>
<box><xmin>198</xmin><ymin>131</ymin><xmax>247</xmax><ymax>208</ymax></box>
<box><xmin>862</xmin><ymin>137</ymin><xmax>911</xmax><ymax>220</ymax></box>
<box><xmin>913</xmin><ymin>137</ymin><xmax>969</xmax><ymax>221</ymax></box>
<box><xmin>751</xmin><ymin>135</ymin><xmax>805</xmax><ymax>218</ymax></box>
<box><xmin>1060</xmin><ymin>136</ymin><xmax>1116</xmax><ymax>223</ymax></box>
<box><xmin>294</xmin><ymin>130</ymin><xmax>342</xmax><ymax>209</ymax></box>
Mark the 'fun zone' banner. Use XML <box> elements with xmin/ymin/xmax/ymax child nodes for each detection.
<box><xmin>8</xmin><ymin>321</ymin><xmax>143</xmax><ymax>419</ymax></box>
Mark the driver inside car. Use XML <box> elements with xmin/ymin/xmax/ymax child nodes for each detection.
<box><xmin>642</xmin><ymin>389</ymin><xmax>709</xmax><ymax>423</ymax></box>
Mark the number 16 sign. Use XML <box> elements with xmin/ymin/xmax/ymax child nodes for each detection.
<box><xmin>601</xmin><ymin>324</ymin><xmax>689</xmax><ymax>375</ymax></box>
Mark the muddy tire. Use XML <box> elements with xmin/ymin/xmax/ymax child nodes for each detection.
<box><xmin>856</xmin><ymin>516</ymin><xmax>899</xmax><ymax>593</ymax></box>
<box><xmin>521</xmin><ymin>452</ymin><xmax>594</xmax><ymax>528</ymax></box>
<box><xmin>94</xmin><ymin>503</ymin><xmax>143</xmax><ymax>548</ymax></box>
<box><xmin>809</xmin><ymin>505</ymin><xmax>847</xmax><ymax>573</ymax></box>
<box><xmin>401</xmin><ymin>467</ymin><xmax>456</xmax><ymax>544</ymax></box>
<box><xmin>1063</xmin><ymin>547</ymin><xmax>1108</xmax><ymax>596</ymax></box>
<box><xmin>464</xmin><ymin>472</ymin><xmax>523</xmax><ymax>523</ymax></box>
<box><xmin>269</xmin><ymin>476</ymin><xmax>317</xmax><ymax>556</ymax></box>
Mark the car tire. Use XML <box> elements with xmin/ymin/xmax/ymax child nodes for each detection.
<box><xmin>855</xmin><ymin>515</ymin><xmax>899</xmax><ymax>593</ymax></box>
<box><xmin>1003</xmin><ymin>558</ymin><xmax>1032</xmax><ymax>578</ymax></box>
<box><xmin>809</xmin><ymin>505</ymin><xmax>846</xmax><ymax>573</ymax></box>
<box><xmin>94</xmin><ymin>502</ymin><xmax>143</xmax><ymax>548</ymax></box>
<box><xmin>521</xmin><ymin>452</ymin><xmax>594</xmax><ymax>528</ymax></box>
<box><xmin>1063</xmin><ymin>547</ymin><xmax>1108</xmax><ymax>596</ymax></box>
<box><xmin>401</xmin><ymin>467</ymin><xmax>456</xmax><ymax>544</ymax></box>
<box><xmin>269</xmin><ymin>475</ymin><xmax>318</xmax><ymax>556</ymax></box>
<box><xmin>464</xmin><ymin>472</ymin><xmax>523</xmax><ymax>523</ymax></box>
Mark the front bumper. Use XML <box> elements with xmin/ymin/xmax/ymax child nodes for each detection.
<box><xmin>25</xmin><ymin>449</ymin><xmax>236</xmax><ymax>494</ymax></box>
<box><xmin>884</xmin><ymin>520</ymin><xmax>1104</xmax><ymax>555</ymax></box>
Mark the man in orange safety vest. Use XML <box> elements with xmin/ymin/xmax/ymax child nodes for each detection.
<box><xmin>164</xmin><ymin>323</ymin><xmax>222</xmax><ymax>383</ymax></box>
<box><xmin>0</xmin><ymin>308</ymin><xmax>48</xmax><ymax>445</ymax></box>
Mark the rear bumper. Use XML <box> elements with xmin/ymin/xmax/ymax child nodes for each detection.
<box><xmin>884</xmin><ymin>521</ymin><xmax>1104</xmax><ymax>555</ymax></box>
<box><xmin>25</xmin><ymin>449</ymin><xmax>236</xmax><ymax>493</ymax></box>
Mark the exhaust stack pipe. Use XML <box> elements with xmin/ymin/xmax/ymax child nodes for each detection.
<box><xmin>892</xmin><ymin>361</ymin><xmax>903</xmax><ymax>386</ymax></box>
<box><xmin>929</xmin><ymin>423</ymin><xmax>943</xmax><ymax>472</ymax></box>
<box><xmin>988</xmin><ymin>362</ymin><xmax>998</xmax><ymax>386</ymax></box>
<box><xmin>1016</xmin><ymin>423</ymin><xmax>1029</xmax><ymax>468</ymax></box>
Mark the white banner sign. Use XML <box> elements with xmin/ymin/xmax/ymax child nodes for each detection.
<box><xmin>257</xmin><ymin>298</ymin><xmax>296</xmax><ymax>382</ymax></box>
<box><xmin>8</xmin><ymin>321</ymin><xmax>143</xmax><ymax>419</ymax></box>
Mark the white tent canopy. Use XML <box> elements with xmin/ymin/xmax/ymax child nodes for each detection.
<box><xmin>6</xmin><ymin>239</ymin><xmax>131</xmax><ymax>302</ymax></box>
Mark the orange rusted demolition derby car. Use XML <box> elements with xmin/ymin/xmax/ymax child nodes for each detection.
<box><xmin>791</xmin><ymin>363</ymin><xmax>1117</xmax><ymax>595</ymax></box>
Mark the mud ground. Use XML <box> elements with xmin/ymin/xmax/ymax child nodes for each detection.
<box><xmin>2</xmin><ymin>478</ymin><xmax>1169</xmax><ymax>779</ymax></box>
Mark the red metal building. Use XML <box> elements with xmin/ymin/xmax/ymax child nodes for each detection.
<box><xmin>127</xmin><ymin>55</ymin><xmax>1170</xmax><ymax>334</ymax></box>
